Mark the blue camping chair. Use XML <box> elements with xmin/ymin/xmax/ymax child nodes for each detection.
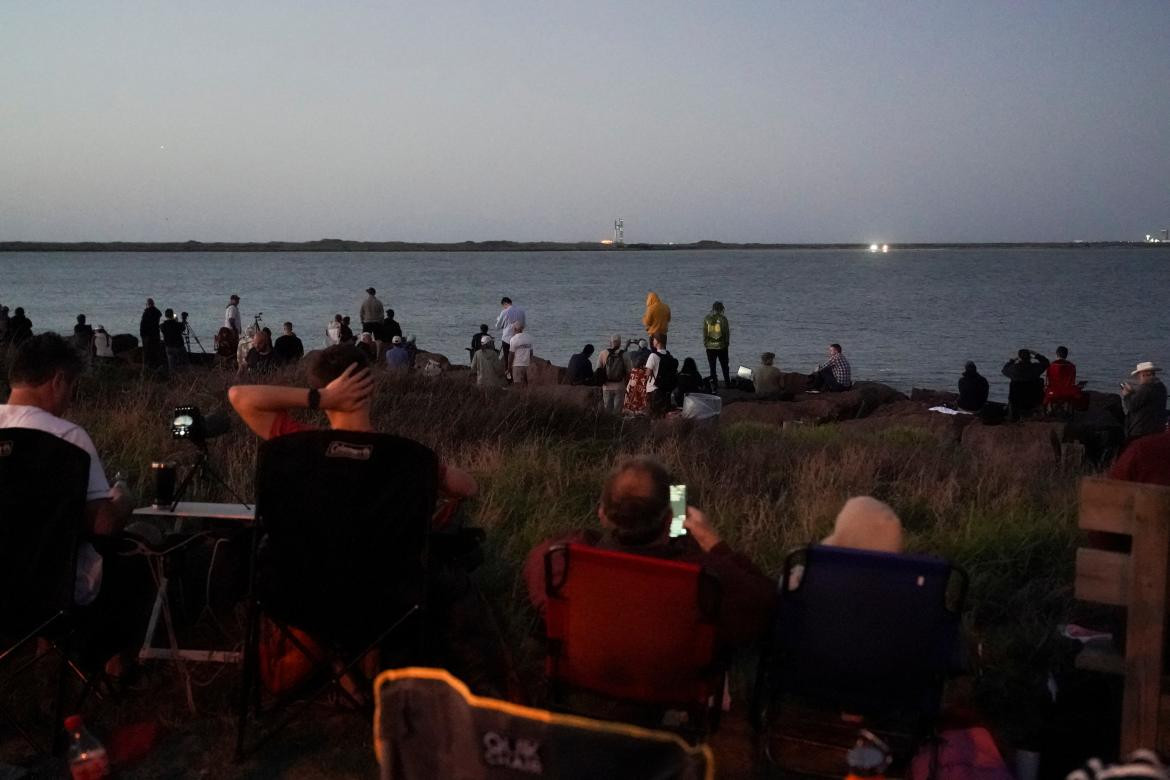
<box><xmin>754</xmin><ymin>545</ymin><xmax>967</xmax><ymax>772</ymax></box>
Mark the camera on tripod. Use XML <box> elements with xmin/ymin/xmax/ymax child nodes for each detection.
<box><xmin>155</xmin><ymin>406</ymin><xmax>247</xmax><ymax>511</ymax></box>
<box><xmin>171</xmin><ymin>405</ymin><xmax>230</xmax><ymax>445</ymax></box>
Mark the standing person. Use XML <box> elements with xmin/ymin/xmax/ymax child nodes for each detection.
<box><xmin>93</xmin><ymin>325</ymin><xmax>115</xmax><ymax>361</ymax></box>
<box><xmin>360</xmin><ymin>287</ymin><xmax>386</xmax><ymax>339</ymax></box>
<box><xmin>0</xmin><ymin>304</ymin><xmax>9</xmax><ymax>344</ymax></box>
<box><xmin>598</xmin><ymin>335</ymin><xmax>629</xmax><ymax>414</ymax></box>
<box><xmin>73</xmin><ymin>314</ymin><xmax>94</xmax><ymax>362</ymax></box>
<box><xmin>224</xmin><ymin>294</ymin><xmax>242</xmax><ymax>338</ymax></box>
<box><xmin>159</xmin><ymin>309</ymin><xmax>187</xmax><ymax>374</ymax></box>
<box><xmin>644</xmin><ymin>333</ymin><xmax>678</xmax><ymax>416</ymax></box>
<box><xmin>1001</xmin><ymin>348</ymin><xmax>1049</xmax><ymax>420</ymax></box>
<box><xmin>810</xmin><ymin>343</ymin><xmax>853</xmax><ymax>393</ymax></box>
<box><xmin>470</xmin><ymin>335</ymin><xmax>507</xmax><ymax>388</ymax></box>
<box><xmin>958</xmin><ymin>361</ymin><xmax>990</xmax><ymax>412</ymax></box>
<box><xmin>139</xmin><ymin>299</ymin><xmax>162</xmax><ymax>368</ymax></box>
<box><xmin>1121</xmin><ymin>361</ymin><xmax>1167</xmax><ymax>443</ymax></box>
<box><xmin>274</xmin><ymin>322</ymin><xmax>305</xmax><ymax>364</ymax></box>
<box><xmin>642</xmin><ymin>292</ymin><xmax>671</xmax><ymax>337</ymax></box>
<box><xmin>507</xmin><ymin>323</ymin><xmax>534</xmax><ymax>386</ymax></box>
<box><xmin>702</xmin><ymin>301</ymin><xmax>731</xmax><ymax>388</ymax></box>
<box><xmin>8</xmin><ymin>307</ymin><xmax>33</xmax><ymax>347</ymax></box>
<box><xmin>383</xmin><ymin>309</ymin><xmax>403</xmax><ymax>343</ymax></box>
<box><xmin>494</xmin><ymin>297</ymin><xmax>526</xmax><ymax>360</ymax></box>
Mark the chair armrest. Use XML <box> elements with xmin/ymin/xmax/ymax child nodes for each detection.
<box><xmin>544</xmin><ymin>544</ymin><xmax>570</xmax><ymax>598</ymax></box>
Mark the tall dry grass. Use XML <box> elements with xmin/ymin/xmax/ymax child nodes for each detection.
<box><xmin>2</xmin><ymin>360</ymin><xmax>1085</xmax><ymax>742</ymax></box>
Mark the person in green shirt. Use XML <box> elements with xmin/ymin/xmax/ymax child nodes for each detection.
<box><xmin>702</xmin><ymin>301</ymin><xmax>731</xmax><ymax>388</ymax></box>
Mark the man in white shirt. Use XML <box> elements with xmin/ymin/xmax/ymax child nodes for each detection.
<box><xmin>224</xmin><ymin>294</ymin><xmax>242</xmax><ymax>336</ymax></box>
<box><xmin>494</xmin><ymin>297</ymin><xmax>526</xmax><ymax>360</ymax></box>
<box><xmin>507</xmin><ymin>323</ymin><xmax>534</xmax><ymax>386</ymax></box>
<box><xmin>644</xmin><ymin>332</ymin><xmax>676</xmax><ymax>416</ymax></box>
<box><xmin>0</xmin><ymin>334</ymin><xmax>132</xmax><ymax>607</ymax></box>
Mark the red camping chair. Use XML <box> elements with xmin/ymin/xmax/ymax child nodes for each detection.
<box><xmin>1044</xmin><ymin>361</ymin><xmax>1087</xmax><ymax>414</ymax></box>
<box><xmin>543</xmin><ymin>543</ymin><xmax>723</xmax><ymax>735</ymax></box>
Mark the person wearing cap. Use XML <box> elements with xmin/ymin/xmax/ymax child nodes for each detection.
<box><xmin>385</xmin><ymin>335</ymin><xmax>411</xmax><ymax>370</ymax></box>
<box><xmin>1121</xmin><ymin>361</ymin><xmax>1167</xmax><ymax>443</ymax></box>
<box><xmin>703</xmin><ymin>301</ymin><xmax>731</xmax><ymax>389</ymax></box>
<box><xmin>470</xmin><ymin>334</ymin><xmax>507</xmax><ymax>388</ymax></box>
<box><xmin>360</xmin><ymin>287</ymin><xmax>386</xmax><ymax>339</ymax></box>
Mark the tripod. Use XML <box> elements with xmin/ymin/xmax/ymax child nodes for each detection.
<box><xmin>170</xmin><ymin>443</ymin><xmax>251</xmax><ymax>512</ymax></box>
<box><xmin>181</xmin><ymin>316</ymin><xmax>207</xmax><ymax>354</ymax></box>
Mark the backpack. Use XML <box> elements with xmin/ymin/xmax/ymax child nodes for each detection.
<box><xmin>654</xmin><ymin>351</ymin><xmax>679</xmax><ymax>392</ymax></box>
<box><xmin>605</xmin><ymin>348</ymin><xmax>628</xmax><ymax>383</ymax></box>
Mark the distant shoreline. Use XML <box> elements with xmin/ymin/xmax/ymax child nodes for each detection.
<box><xmin>1</xmin><ymin>239</ymin><xmax>1166</xmax><ymax>253</ymax></box>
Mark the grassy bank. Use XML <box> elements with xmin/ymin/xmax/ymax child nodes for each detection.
<box><xmin>5</xmin><ymin>360</ymin><xmax>1090</xmax><ymax>757</ymax></box>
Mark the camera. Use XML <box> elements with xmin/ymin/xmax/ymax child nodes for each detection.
<box><xmin>172</xmin><ymin>405</ymin><xmax>230</xmax><ymax>444</ymax></box>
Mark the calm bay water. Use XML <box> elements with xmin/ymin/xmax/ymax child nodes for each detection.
<box><xmin>1</xmin><ymin>247</ymin><xmax>1167</xmax><ymax>396</ymax></box>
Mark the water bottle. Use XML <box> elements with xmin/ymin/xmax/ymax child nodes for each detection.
<box><xmin>64</xmin><ymin>714</ymin><xmax>110</xmax><ymax>779</ymax></box>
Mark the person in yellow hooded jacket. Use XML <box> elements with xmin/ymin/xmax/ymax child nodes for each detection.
<box><xmin>641</xmin><ymin>292</ymin><xmax>671</xmax><ymax>337</ymax></box>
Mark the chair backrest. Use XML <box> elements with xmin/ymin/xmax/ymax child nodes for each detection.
<box><xmin>770</xmin><ymin>545</ymin><xmax>966</xmax><ymax>721</ymax></box>
<box><xmin>543</xmin><ymin>543</ymin><xmax>721</xmax><ymax>706</ymax></box>
<box><xmin>374</xmin><ymin>667</ymin><xmax>714</xmax><ymax>780</ymax></box>
<box><xmin>255</xmin><ymin>430</ymin><xmax>438</xmax><ymax>644</ymax></box>
<box><xmin>1046</xmin><ymin>361</ymin><xmax>1077</xmax><ymax>389</ymax></box>
<box><xmin>0</xmin><ymin>427</ymin><xmax>90</xmax><ymax>631</ymax></box>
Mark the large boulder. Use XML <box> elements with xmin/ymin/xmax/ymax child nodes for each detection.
<box><xmin>720</xmin><ymin>382</ymin><xmax>906</xmax><ymax>427</ymax></box>
<box><xmin>111</xmin><ymin>333</ymin><xmax>139</xmax><ymax>356</ymax></box>
<box><xmin>910</xmin><ymin>387</ymin><xmax>959</xmax><ymax>406</ymax></box>
<box><xmin>844</xmin><ymin>399</ymin><xmax>975</xmax><ymax>442</ymax></box>
<box><xmin>526</xmin><ymin>356</ymin><xmax>565</xmax><ymax>386</ymax></box>
<box><xmin>413</xmin><ymin>350</ymin><xmax>452</xmax><ymax>372</ymax></box>
<box><xmin>960</xmin><ymin>420</ymin><xmax>1067</xmax><ymax>468</ymax></box>
<box><xmin>527</xmin><ymin>385</ymin><xmax>601</xmax><ymax>409</ymax></box>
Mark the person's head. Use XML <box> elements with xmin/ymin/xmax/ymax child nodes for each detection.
<box><xmin>610</xmin><ymin>334</ymin><xmax>622</xmax><ymax>349</ymax></box>
<box><xmin>164</xmin><ymin>308</ymin><xmax>175</xmax><ymax>319</ymax></box>
<box><xmin>334</xmin><ymin>313</ymin><xmax>343</xmax><ymax>324</ymax></box>
<box><xmin>96</xmin><ymin>325</ymin><xmax>106</xmax><ymax>333</ymax></box>
<box><xmin>500</xmin><ymin>296</ymin><xmax>512</xmax><ymax>307</ymax></box>
<box><xmin>712</xmin><ymin>301</ymin><xmax>724</xmax><ymax>313</ymax></box>
<box><xmin>252</xmin><ymin>330</ymin><xmax>270</xmax><ymax>349</ymax></box>
<box><xmin>76</xmin><ymin>314</ymin><xmax>86</xmax><ymax>325</ymax></box>
<box><xmin>480</xmin><ymin>334</ymin><xmax>494</xmax><ymax>348</ymax></box>
<box><xmin>581</xmin><ymin>344</ymin><xmax>594</xmax><ymax>357</ymax></box>
<box><xmin>829</xmin><ymin>343</ymin><xmax>842</xmax><ymax>356</ymax></box>
<box><xmin>638</xmin><ymin>338</ymin><xmax>648</xmax><ymax>349</ymax></box>
<box><xmin>180</xmin><ymin>311</ymin><xmax>189</xmax><ymax>321</ymax></box>
<box><xmin>307</xmin><ymin>344</ymin><xmax>370</xmax><ymax>389</ymax></box>
<box><xmin>360</xmin><ymin>331</ymin><xmax>374</xmax><ymax>344</ymax></box>
<box><xmin>342</xmin><ymin>316</ymin><xmax>351</xmax><ymax>325</ymax></box>
<box><xmin>964</xmin><ymin>361</ymin><xmax>978</xmax><ymax>374</ymax></box>
<box><xmin>387</xmin><ymin>309</ymin><xmax>394</xmax><ymax>319</ymax></box>
<box><xmin>283</xmin><ymin>321</ymin><xmax>293</xmax><ymax>334</ymax></box>
<box><xmin>513</xmin><ymin>323</ymin><xmax>525</xmax><ymax>334</ymax></box>
<box><xmin>598</xmin><ymin>456</ymin><xmax>673</xmax><ymax>546</ymax></box>
<box><xmin>822</xmin><ymin>496</ymin><xmax>905</xmax><ymax>554</ymax></box>
<box><xmin>391</xmin><ymin>335</ymin><xmax>403</xmax><ymax>346</ymax></box>
<box><xmin>1017</xmin><ymin>348</ymin><xmax>1031</xmax><ymax>361</ymax></box>
<box><xmin>1131</xmin><ymin>361</ymin><xmax>1161</xmax><ymax>384</ymax></box>
<box><xmin>681</xmin><ymin>356</ymin><xmax>698</xmax><ymax>374</ymax></box>
<box><xmin>651</xmin><ymin>332</ymin><xmax>667</xmax><ymax>350</ymax></box>
<box><xmin>480</xmin><ymin>324</ymin><xmax>489</xmax><ymax>334</ymax></box>
<box><xmin>366</xmin><ymin>287</ymin><xmax>376</xmax><ymax>296</ymax></box>
<box><xmin>146</xmin><ymin>298</ymin><xmax>155</xmax><ymax>308</ymax></box>
<box><xmin>1056</xmin><ymin>346</ymin><xmax>1069</xmax><ymax>359</ymax></box>
<box><xmin>230</xmin><ymin>294</ymin><xmax>240</xmax><ymax>304</ymax></box>
<box><xmin>760</xmin><ymin>352</ymin><xmax>775</xmax><ymax>366</ymax></box>
<box><xmin>14</xmin><ymin>307</ymin><xmax>23</xmax><ymax>317</ymax></box>
<box><xmin>6</xmin><ymin>333</ymin><xmax>85</xmax><ymax>415</ymax></box>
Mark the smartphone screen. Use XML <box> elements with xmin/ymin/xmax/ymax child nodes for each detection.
<box><xmin>669</xmin><ymin>484</ymin><xmax>687</xmax><ymax>537</ymax></box>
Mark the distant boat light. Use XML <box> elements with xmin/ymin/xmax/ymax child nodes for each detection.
<box><xmin>881</xmin><ymin>244</ymin><xmax>889</xmax><ymax>253</ymax></box>
<box><xmin>869</xmin><ymin>244</ymin><xmax>879</xmax><ymax>252</ymax></box>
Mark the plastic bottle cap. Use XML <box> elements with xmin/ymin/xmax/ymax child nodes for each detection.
<box><xmin>64</xmin><ymin>714</ymin><xmax>83</xmax><ymax>731</ymax></box>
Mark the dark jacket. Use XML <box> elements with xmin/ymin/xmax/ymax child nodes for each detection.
<box><xmin>139</xmin><ymin>306</ymin><xmax>162</xmax><ymax>343</ymax></box>
<box><xmin>566</xmin><ymin>352</ymin><xmax>594</xmax><ymax>385</ymax></box>
<box><xmin>274</xmin><ymin>334</ymin><xmax>304</xmax><ymax>363</ymax></box>
<box><xmin>957</xmin><ymin>370</ymin><xmax>989</xmax><ymax>412</ymax></box>
<box><xmin>1125</xmin><ymin>380</ymin><xmax>1168</xmax><ymax>441</ymax></box>
<box><xmin>1002</xmin><ymin>354</ymin><xmax>1049</xmax><ymax>412</ymax></box>
<box><xmin>524</xmin><ymin>528</ymin><xmax>775</xmax><ymax>649</ymax></box>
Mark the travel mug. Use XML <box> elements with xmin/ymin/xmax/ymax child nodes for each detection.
<box><xmin>151</xmin><ymin>461</ymin><xmax>176</xmax><ymax>507</ymax></box>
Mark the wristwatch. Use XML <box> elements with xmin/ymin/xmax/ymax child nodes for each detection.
<box><xmin>307</xmin><ymin>387</ymin><xmax>320</xmax><ymax>410</ymax></box>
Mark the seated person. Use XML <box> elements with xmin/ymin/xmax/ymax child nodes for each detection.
<box><xmin>0</xmin><ymin>333</ymin><xmax>143</xmax><ymax>673</ymax></box>
<box><xmin>566</xmin><ymin>344</ymin><xmax>596</xmax><ymax>386</ymax></box>
<box><xmin>245</xmin><ymin>329</ymin><xmax>276</xmax><ymax>373</ymax></box>
<box><xmin>1001</xmin><ymin>349</ymin><xmax>1049</xmax><ymax>419</ymax></box>
<box><xmin>524</xmin><ymin>456</ymin><xmax>775</xmax><ymax>649</ymax></box>
<box><xmin>822</xmin><ymin>496</ymin><xmax>904</xmax><ymax>553</ymax></box>
<box><xmin>957</xmin><ymin>361</ymin><xmax>989</xmax><ymax>412</ymax></box>
<box><xmin>753</xmin><ymin>352</ymin><xmax>783</xmax><ymax>396</ymax></box>
<box><xmin>385</xmin><ymin>335</ymin><xmax>411</xmax><ymax>370</ymax></box>
<box><xmin>809</xmin><ymin>343</ymin><xmax>852</xmax><ymax>392</ymax></box>
<box><xmin>1108</xmin><ymin>429</ymin><xmax>1170</xmax><ymax>488</ymax></box>
<box><xmin>672</xmin><ymin>357</ymin><xmax>706</xmax><ymax>407</ymax></box>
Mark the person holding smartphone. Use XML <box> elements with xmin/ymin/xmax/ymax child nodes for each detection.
<box><xmin>523</xmin><ymin>455</ymin><xmax>775</xmax><ymax>649</ymax></box>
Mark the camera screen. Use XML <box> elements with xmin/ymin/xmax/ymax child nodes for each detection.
<box><xmin>669</xmin><ymin>484</ymin><xmax>687</xmax><ymax>537</ymax></box>
<box><xmin>172</xmin><ymin>406</ymin><xmax>198</xmax><ymax>439</ymax></box>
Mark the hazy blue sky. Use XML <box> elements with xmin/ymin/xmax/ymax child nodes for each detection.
<box><xmin>3</xmin><ymin>2</ymin><xmax>1168</xmax><ymax>243</ymax></box>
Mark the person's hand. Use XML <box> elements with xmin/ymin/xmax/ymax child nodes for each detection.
<box><xmin>320</xmin><ymin>363</ymin><xmax>374</xmax><ymax>412</ymax></box>
<box><xmin>683</xmin><ymin>506</ymin><xmax>722</xmax><ymax>553</ymax></box>
<box><xmin>1120</xmin><ymin>382</ymin><xmax>1133</xmax><ymax>397</ymax></box>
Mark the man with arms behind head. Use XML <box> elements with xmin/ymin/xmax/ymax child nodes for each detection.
<box><xmin>523</xmin><ymin>456</ymin><xmax>774</xmax><ymax>648</ymax></box>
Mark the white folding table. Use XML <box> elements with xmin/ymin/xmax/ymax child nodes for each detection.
<box><xmin>131</xmin><ymin>501</ymin><xmax>254</xmax><ymax>664</ymax></box>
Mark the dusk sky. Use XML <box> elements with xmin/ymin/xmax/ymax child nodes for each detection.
<box><xmin>3</xmin><ymin>2</ymin><xmax>1168</xmax><ymax>243</ymax></box>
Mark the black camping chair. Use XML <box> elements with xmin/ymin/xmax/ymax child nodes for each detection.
<box><xmin>235</xmin><ymin>429</ymin><xmax>439</xmax><ymax>758</ymax></box>
<box><xmin>753</xmin><ymin>545</ymin><xmax>967</xmax><ymax>774</ymax></box>
<box><xmin>0</xmin><ymin>427</ymin><xmax>91</xmax><ymax>756</ymax></box>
